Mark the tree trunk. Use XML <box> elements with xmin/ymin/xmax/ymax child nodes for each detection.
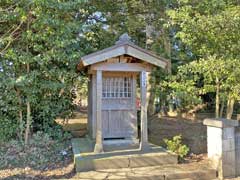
<box><xmin>24</xmin><ymin>62</ymin><xmax>31</xmax><ymax>145</ymax></box>
<box><xmin>24</xmin><ymin>12</ymin><xmax>31</xmax><ymax>145</ymax></box>
<box><xmin>24</xmin><ymin>100</ymin><xmax>31</xmax><ymax>145</ymax></box>
<box><xmin>162</xmin><ymin>27</ymin><xmax>171</xmax><ymax>60</ymax></box>
<box><xmin>147</xmin><ymin>74</ymin><xmax>156</xmax><ymax>115</ymax></box>
<box><xmin>145</xmin><ymin>14</ymin><xmax>156</xmax><ymax>116</ymax></box>
<box><xmin>226</xmin><ymin>97</ymin><xmax>235</xmax><ymax>119</ymax></box>
<box><xmin>219</xmin><ymin>98</ymin><xmax>225</xmax><ymax>118</ymax></box>
<box><xmin>215</xmin><ymin>78</ymin><xmax>220</xmax><ymax>118</ymax></box>
<box><xmin>15</xmin><ymin>88</ymin><xmax>23</xmax><ymax>141</ymax></box>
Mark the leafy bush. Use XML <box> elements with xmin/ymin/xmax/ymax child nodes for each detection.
<box><xmin>0</xmin><ymin>118</ymin><xmax>18</xmax><ymax>142</ymax></box>
<box><xmin>0</xmin><ymin>80</ymin><xmax>19</xmax><ymax>142</ymax></box>
<box><xmin>44</xmin><ymin>125</ymin><xmax>72</xmax><ymax>140</ymax></box>
<box><xmin>164</xmin><ymin>135</ymin><xmax>189</xmax><ymax>158</ymax></box>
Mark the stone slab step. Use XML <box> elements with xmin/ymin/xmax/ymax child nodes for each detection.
<box><xmin>165</xmin><ymin>169</ymin><xmax>217</xmax><ymax>180</ymax></box>
<box><xmin>75</xmin><ymin>164</ymin><xmax>217</xmax><ymax>180</ymax></box>
<box><xmin>72</xmin><ymin>138</ymin><xmax>178</xmax><ymax>172</ymax></box>
<box><xmin>75</xmin><ymin>149</ymin><xmax>178</xmax><ymax>172</ymax></box>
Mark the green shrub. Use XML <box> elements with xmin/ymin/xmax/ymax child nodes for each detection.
<box><xmin>44</xmin><ymin>125</ymin><xmax>72</xmax><ymax>140</ymax></box>
<box><xmin>164</xmin><ymin>135</ymin><xmax>189</xmax><ymax>158</ymax></box>
<box><xmin>0</xmin><ymin>118</ymin><xmax>18</xmax><ymax>142</ymax></box>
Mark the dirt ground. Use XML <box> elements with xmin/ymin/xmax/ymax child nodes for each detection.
<box><xmin>0</xmin><ymin>134</ymin><xmax>75</xmax><ymax>180</ymax></box>
<box><xmin>0</xmin><ymin>115</ymin><xmax>208</xmax><ymax>179</ymax></box>
<box><xmin>0</xmin><ymin>158</ymin><xmax>75</xmax><ymax>180</ymax></box>
<box><xmin>149</xmin><ymin>115</ymin><xmax>207</xmax><ymax>155</ymax></box>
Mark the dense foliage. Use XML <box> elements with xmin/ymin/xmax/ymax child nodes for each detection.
<box><xmin>1</xmin><ymin>0</ymin><xmax>240</xmax><ymax>143</ymax></box>
<box><xmin>0</xmin><ymin>0</ymin><xmax>90</xmax><ymax>143</ymax></box>
<box><xmin>167</xmin><ymin>57</ymin><xmax>240</xmax><ymax>118</ymax></box>
<box><xmin>166</xmin><ymin>0</ymin><xmax>240</xmax><ymax>118</ymax></box>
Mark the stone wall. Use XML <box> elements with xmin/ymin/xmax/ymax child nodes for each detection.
<box><xmin>203</xmin><ymin>118</ymin><xmax>239</xmax><ymax>179</ymax></box>
<box><xmin>222</xmin><ymin>126</ymin><xmax>236</xmax><ymax>177</ymax></box>
<box><xmin>235</xmin><ymin>127</ymin><xmax>240</xmax><ymax>176</ymax></box>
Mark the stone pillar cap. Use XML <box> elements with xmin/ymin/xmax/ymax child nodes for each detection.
<box><xmin>203</xmin><ymin>118</ymin><xmax>239</xmax><ymax>128</ymax></box>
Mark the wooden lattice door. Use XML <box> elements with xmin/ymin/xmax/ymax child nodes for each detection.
<box><xmin>102</xmin><ymin>74</ymin><xmax>137</xmax><ymax>139</ymax></box>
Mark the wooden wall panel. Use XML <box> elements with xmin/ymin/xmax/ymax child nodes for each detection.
<box><xmin>235</xmin><ymin>127</ymin><xmax>240</xmax><ymax>176</ymax></box>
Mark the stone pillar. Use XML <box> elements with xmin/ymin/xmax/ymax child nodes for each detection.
<box><xmin>140</xmin><ymin>71</ymin><xmax>149</xmax><ymax>151</ymax></box>
<box><xmin>94</xmin><ymin>70</ymin><xmax>103</xmax><ymax>153</ymax></box>
<box><xmin>203</xmin><ymin>118</ymin><xmax>238</xmax><ymax>179</ymax></box>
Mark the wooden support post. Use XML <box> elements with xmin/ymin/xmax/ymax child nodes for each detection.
<box><xmin>94</xmin><ymin>70</ymin><xmax>104</xmax><ymax>153</ymax></box>
<box><xmin>140</xmin><ymin>71</ymin><xmax>149</xmax><ymax>151</ymax></box>
<box><xmin>87</xmin><ymin>75</ymin><xmax>91</xmax><ymax>136</ymax></box>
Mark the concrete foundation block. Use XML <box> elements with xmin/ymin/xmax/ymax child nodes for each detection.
<box><xmin>222</xmin><ymin>139</ymin><xmax>235</xmax><ymax>151</ymax></box>
<box><xmin>203</xmin><ymin>118</ymin><xmax>239</xmax><ymax>179</ymax></box>
<box><xmin>75</xmin><ymin>157</ymin><xmax>95</xmax><ymax>172</ymax></box>
<box><xmin>223</xmin><ymin>127</ymin><xmax>235</xmax><ymax>139</ymax></box>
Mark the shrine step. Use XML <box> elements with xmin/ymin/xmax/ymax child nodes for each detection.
<box><xmin>75</xmin><ymin>163</ymin><xmax>217</xmax><ymax>180</ymax></box>
<box><xmin>72</xmin><ymin>138</ymin><xmax>178</xmax><ymax>172</ymax></box>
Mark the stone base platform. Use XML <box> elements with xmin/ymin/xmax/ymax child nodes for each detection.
<box><xmin>75</xmin><ymin>162</ymin><xmax>217</xmax><ymax>180</ymax></box>
<box><xmin>72</xmin><ymin>137</ymin><xmax>178</xmax><ymax>172</ymax></box>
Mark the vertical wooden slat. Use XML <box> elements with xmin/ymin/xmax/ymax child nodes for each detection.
<box><xmin>126</xmin><ymin>77</ymin><xmax>128</xmax><ymax>97</ymax></box>
<box><xmin>114</xmin><ymin>78</ymin><xmax>116</xmax><ymax>98</ymax></box>
<box><xmin>106</xmin><ymin>78</ymin><xmax>109</xmax><ymax>97</ymax></box>
<box><xmin>129</xmin><ymin>77</ymin><xmax>131</xmax><ymax>99</ymax></box>
<box><xmin>94</xmin><ymin>70</ymin><xmax>104</xmax><ymax>153</ymax></box>
<box><xmin>108</xmin><ymin>110</ymin><xmax>111</xmax><ymax>135</ymax></box>
<box><xmin>112</xmin><ymin>78</ymin><xmax>115</xmax><ymax>98</ymax></box>
<box><xmin>109</xmin><ymin>78</ymin><xmax>111</xmax><ymax>97</ymax></box>
<box><xmin>116</xmin><ymin>78</ymin><xmax>119</xmax><ymax>97</ymax></box>
<box><xmin>140</xmin><ymin>71</ymin><xmax>149</xmax><ymax>150</ymax></box>
<box><xmin>102</xmin><ymin>77</ymin><xmax>105</xmax><ymax>98</ymax></box>
<box><xmin>111</xmin><ymin>78</ymin><xmax>113</xmax><ymax>97</ymax></box>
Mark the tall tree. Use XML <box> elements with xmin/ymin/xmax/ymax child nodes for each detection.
<box><xmin>0</xmin><ymin>0</ymin><xmax>89</xmax><ymax>143</ymax></box>
<box><xmin>167</xmin><ymin>0</ymin><xmax>240</xmax><ymax>118</ymax></box>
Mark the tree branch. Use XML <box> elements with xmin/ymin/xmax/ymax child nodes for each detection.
<box><xmin>0</xmin><ymin>21</ymin><xmax>23</xmax><ymax>54</ymax></box>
